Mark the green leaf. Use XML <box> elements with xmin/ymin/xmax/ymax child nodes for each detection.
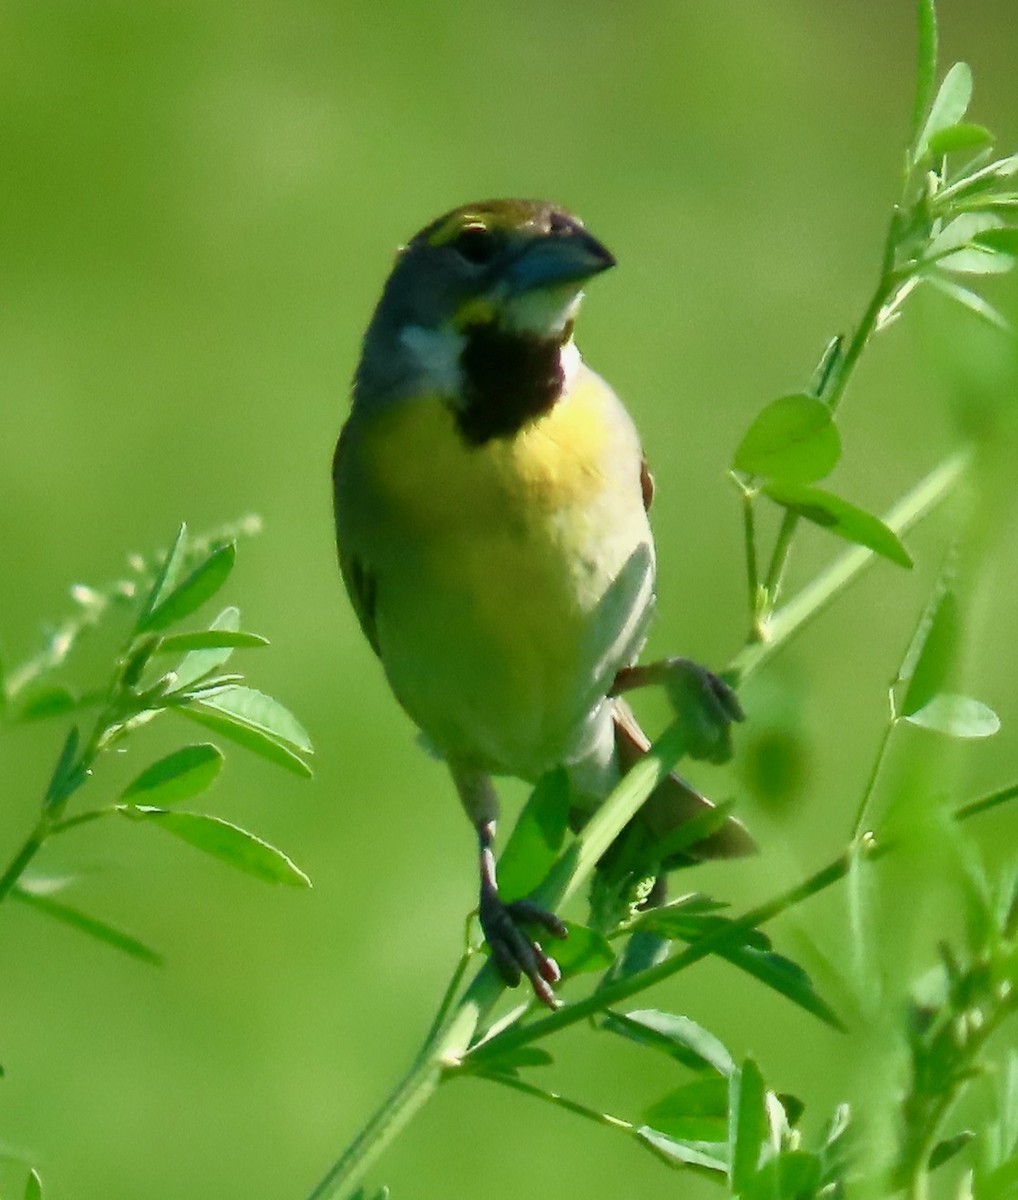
<box><xmin>742</xmin><ymin>1150</ymin><xmax>823</xmax><ymax>1200</ymax></box>
<box><xmin>157</xmin><ymin>629</ymin><xmax>269</xmax><ymax>654</ymax></box>
<box><xmin>928</xmin><ymin>275</ymin><xmax>1010</xmax><ymax>330</ymax></box>
<box><xmin>643</xmin><ymin>1078</ymin><xmax>729</xmax><ymax>1142</ymax></box>
<box><xmin>900</xmin><ymin>586</ymin><xmax>960</xmax><ymax>717</ymax></box>
<box><xmin>137</xmin><ymin>523</ymin><xmax>188</xmax><ymax>629</ymax></box>
<box><xmin>927</xmin><ymin>213</ymin><xmax>1014</xmax><ymax>275</ymax></box>
<box><xmin>928</xmin><ymin>122</ymin><xmax>993</xmax><ymax>157</ymax></box>
<box><xmin>914</xmin><ymin>61</ymin><xmax>973</xmax><ymax>163</ymax></box>
<box><xmin>168</xmin><ymin>607</ymin><xmax>243</xmax><ymax>691</ymax></box>
<box><xmin>904</xmin><ymin>693</ymin><xmax>1000</xmax><ymax>738</ymax></box>
<box><xmin>12</xmin><ymin>887</ymin><xmax>162</xmax><ymax>964</ymax></box>
<box><xmin>606</xmin><ymin>1010</ymin><xmax>735</xmax><ymax>1075</ymax></box>
<box><xmin>24</xmin><ymin>1168</ymin><xmax>43</xmax><ymax>1200</ymax></box>
<box><xmin>121</xmin><ymin>743</ymin><xmax>224</xmax><ymax>807</ymax></box>
<box><xmin>636</xmin><ymin>1127</ymin><xmax>729</xmax><ymax>1175</ymax></box>
<box><xmin>733</xmin><ymin>394</ymin><xmax>841</xmax><ymax>483</ymax></box>
<box><xmin>808</xmin><ymin>336</ymin><xmax>843</xmax><ymax>399</ymax></box>
<box><xmin>959</xmin><ymin>194</ymin><xmax>1018</xmax><ymax>214</ymax></box>
<box><xmin>778</xmin><ymin>1093</ymin><xmax>806</xmax><ymax>1128</ymax></box>
<box><xmin>974</xmin><ymin>227</ymin><xmax>1018</xmax><ymax>256</ymax></box>
<box><xmin>44</xmin><ymin>724</ymin><xmax>81</xmax><ymax>807</ymax></box>
<box><xmin>140</xmin><ymin>542</ymin><xmax>236</xmax><ymax>633</ymax></box>
<box><xmin>940</xmin><ymin>155</ymin><xmax>1018</xmax><ymax>203</ymax></box>
<box><xmin>186</xmin><ymin>684</ymin><xmax>312</xmax><ymax>753</ymax></box>
<box><xmin>729</xmin><ymin>1058</ymin><xmax>767</xmax><ymax>1192</ymax></box>
<box><xmin>178</xmin><ymin>705</ymin><xmax>313</xmax><ymax>777</ymax></box>
<box><xmin>18</xmin><ymin>686</ymin><xmax>78</xmax><ymax>721</ymax></box>
<box><xmin>764</xmin><ymin>483</ymin><xmax>913</xmax><ymax>567</ymax></box>
<box><xmin>929</xmin><ymin>1130</ymin><xmax>974</xmax><ymax>1170</ymax></box>
<box><xmin>717</xmin><ymin>941</ymin><xmax>844</xmax><ymax>1029</ymax></box>
<box><xmin>652</xmin><ymin>800</ymin><xmax>739</xmax><ymax>863</ymax></box>
<box><xmin>633</xmin><ymin>921</ymin><xmax>845</xmax><ymax>1027</ymax></box>
<box><xmin>478</xmin><ymin>1046</ymin><xmax>554</xmax><ymax>1075</ymax></box>
<box><xmin>552</xmin><ymin>922</ymin><xmax>615</xmax><ymax>976</ymax></box>
<box><xmin>628</xmin><ymin>892</ymin><xmax>730</xmax><ymax>936</ymax></box>
<box><xmin>498</xmin><ymin>769</ymin><xmax>571</xmax><ymax>901</ymax></box>
<box><xmin>911</xmin><ymin>0</ymin><xmax>938</xmax><ymax>152</ymax></box>
<box><xmin>123</xmin><ymin>807</ymin><xmax>312</xmax><ymax>886</ymax></box>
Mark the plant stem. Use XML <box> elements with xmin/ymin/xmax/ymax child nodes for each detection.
<box><xmin>480</xmin><ymin>1070</ymin><xmax>634</xmax><ymax>1134</ymax></box>
<box><xmin>756</xmin><ymin>240</ymin><xmax>897</xmax><ymax>618</ymax></box>
<box><xmin>306</xmin><ymin>1053</ymin><xmax>444</xmax><ymax>1200</ymax></box>
<box><xmin>728</xmin><ymin>452</ymin><xmax>966</xmax><ymax>685</ymax></box>
<box><xmin>846</xmin><ymin>712</ymin><xmax>899</xmax><ymax>987</ymax></box>
<box><xmin>740</xmin><ymin>483</ymin><xmax>763</xmax><ymax>641</ymax></box>
<box><xmin>954</xmin><ymin>779</ymin><xmax>1018</xmax><ymax>822</ymax></box>
<box><xmin>0</xmin><ymin>818</ymin><xmax>50</xmax><ymax>906</ymax></box>
<box><xmin>419</xmin><ymin>949</ymin><xmax>473</xmax><ymax>1051</ymax></box>
<box><xmin>761</xmin><ymin>508</ymin><xmax>797</xmax><ymax>615</ymax></box>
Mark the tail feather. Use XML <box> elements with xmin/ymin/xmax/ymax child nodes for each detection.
<box><xmin>612</xmin><ymin>699</ymin><xmax>756</xmax><ymax>863</ymax></box>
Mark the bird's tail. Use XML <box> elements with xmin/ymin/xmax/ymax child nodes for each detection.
<box><xmin>609</xmin><ymin>698</ymin><xmax>755</xmax><ymax>865</ymax></box>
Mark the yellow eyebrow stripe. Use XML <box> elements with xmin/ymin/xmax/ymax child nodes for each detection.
<box><xmin>426</xmin><ymin>213</ymin><xmax>486</xmax><ymax>247</ymax></box>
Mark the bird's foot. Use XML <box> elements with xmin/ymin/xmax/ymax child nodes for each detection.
<box><xmin>613</xmin><ymin>657</ymin><xmax>744</xmax><ymax>764</ymax></box>
<box><xmin>479</xmin><ymin>887</ymin><xmax>568</xmax><ymax>1009</ymax></box>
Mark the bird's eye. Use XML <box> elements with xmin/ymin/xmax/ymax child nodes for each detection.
<box><xmin>452</xmin><ymin>225</ymin><xmax>499</xmax><ymax>265</ymax></box>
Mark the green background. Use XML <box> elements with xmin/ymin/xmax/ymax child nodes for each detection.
<box><xmin>1</xmin><ymin>3</ymin><xmax>1016</xmax><ymax>1198</ymax></box>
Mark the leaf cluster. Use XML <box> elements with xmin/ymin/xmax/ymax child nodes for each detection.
<box><xmin>1</xmin><ymin>525</ymin><xmax>313</xmax><ymax>1013</ymax></box>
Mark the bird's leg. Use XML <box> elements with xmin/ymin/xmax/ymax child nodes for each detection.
<box><xmin>453</xmin><ymin>767</ymin><xmax>567</xmax><ymax>1009</ymax></box>
<box><xmin>611</xmin><ymin>657</ymin><xmax>745</xmax><ymax>764</ymax></box>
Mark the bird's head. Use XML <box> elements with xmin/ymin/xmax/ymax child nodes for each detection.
<box><xmin>355</xmin><ymin>199</ymin><xmax>615</xmax><ymax>418</ymax></box>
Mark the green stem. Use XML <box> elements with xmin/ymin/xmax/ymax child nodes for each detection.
<box><xmin>849</xmin><ymin>708</ymin><xmax>897</xmax><ymax>841</ymax></box>
<box><xmin>0</xmin><ymin>818</ymin><xmax>50</xmax><ymax>906</ymax></box>
<box><xmin>846</xmin><ymin>715</ymin><xmax>897</xmax><ymax>986</ymax></box>
<box><xmin>953</xmin><ymin>779</ymin><xmax>1018</xmax><ymax>822</ymax></box>
<box><xmin>761</xmin><ymin>508</ymin><xmax>797</xmax><ymax>612</ymax></box>
<box><xmin>741</xmin><ymin>484</ymin><xmax>763</xmax><ymax>641</ymax></box>
<box><xmin>729</xmin><ymin>452</ymin><xmax>966</xmax><ymax>684</ymax></box>
<box><xmin>307</xmin><ymin>971</ymin><xmax>504</xmax><ymax>1200</ymax></box>
<box><xmin>48</xmin><ymin>807</ymin><xmax>118</xmax><ymax>837</ymax></box>
<box><xmin>307</xmin><ymin>1052</ymin><xmax>444</xmax><ymax>1200</ymax></box>
<box><xmin>757</xmin><ymin>247</ymin><xmax>898</xmax><ymax>616</ymax></box>
<box><xmin>419</xmin><ymin>949</ymin><xmax>474</xmax><ymax>1051</ymax></box>
<box><xmin>480</xmin><ymin>1070</ymin><xmax>634</xmax><ymax>1133</ymax></box>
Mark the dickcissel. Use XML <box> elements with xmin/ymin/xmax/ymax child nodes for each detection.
<box><xmin>333</xmin><ymin>199</ymin><xmax>751</xmax><ymax>1006</ymax></box>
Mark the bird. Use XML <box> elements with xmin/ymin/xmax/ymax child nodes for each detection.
<box><xmin>332</xmin><ymin>199</ymin><xmax>751</xmax><ymax>1008</ymax></box>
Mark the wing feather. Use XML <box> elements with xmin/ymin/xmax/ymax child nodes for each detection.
<box><xmin>333</xmin><ymin>422</ymin><xmax>381</xmax><ymax>657</ymax></box>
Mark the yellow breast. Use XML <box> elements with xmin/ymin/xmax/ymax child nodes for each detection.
<box><xmin>364</xmin><ymin>369</ymin><xmax>616</xmax><ymax>532</ymax></box>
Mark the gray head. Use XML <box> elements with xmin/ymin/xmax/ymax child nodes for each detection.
<box><xmin>354</xmin><ymin>199</ymin><xmax>615</xmax><ymax>407</ymax></box>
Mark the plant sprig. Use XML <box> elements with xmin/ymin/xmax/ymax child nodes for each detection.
<box><xmin>0</xmin><ymin>521</ymin><xmax>313</xmax><ymax>947</ymax></box>
<box><xmin>731</xmin><ymin>1</ymin><xmax>1017</xmax><ymax>644</ymax></box>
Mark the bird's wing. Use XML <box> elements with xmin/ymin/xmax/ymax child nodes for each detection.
<box><xmin>612</xmin><ymin>699</ymin><xmax>756</xmax><ymax>861</ymax></box>
<box><xmin>333</xmin><ymin>421</ymin><xmax>381</xmax><ymax>657</ymax></box>
<box><xmin>338</xmin><ymin>547</ymin><xmax>381</xmax><ymax>657</ymax></box>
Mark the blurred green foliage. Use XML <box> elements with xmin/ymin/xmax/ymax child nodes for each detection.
<box><xmin>1</xmin><ymin>3</ymin><xmax>1016</xmax><ymax>1199</ymax></box>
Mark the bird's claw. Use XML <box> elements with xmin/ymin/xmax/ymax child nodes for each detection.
<box><xmin>479</xmin><ymin>890</ymin><xmax>568</xmax><ymax>1009</ymax></box>
<box><xmin>664</xmin><ymin>658</ymin><xmax>744</xmax><ymax>764</ymax></box>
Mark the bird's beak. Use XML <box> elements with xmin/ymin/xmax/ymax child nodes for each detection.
<box><xmin>506</xmin><ymin>229</ymin><xmax>616</xmax><ymax>294</ymax></box>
